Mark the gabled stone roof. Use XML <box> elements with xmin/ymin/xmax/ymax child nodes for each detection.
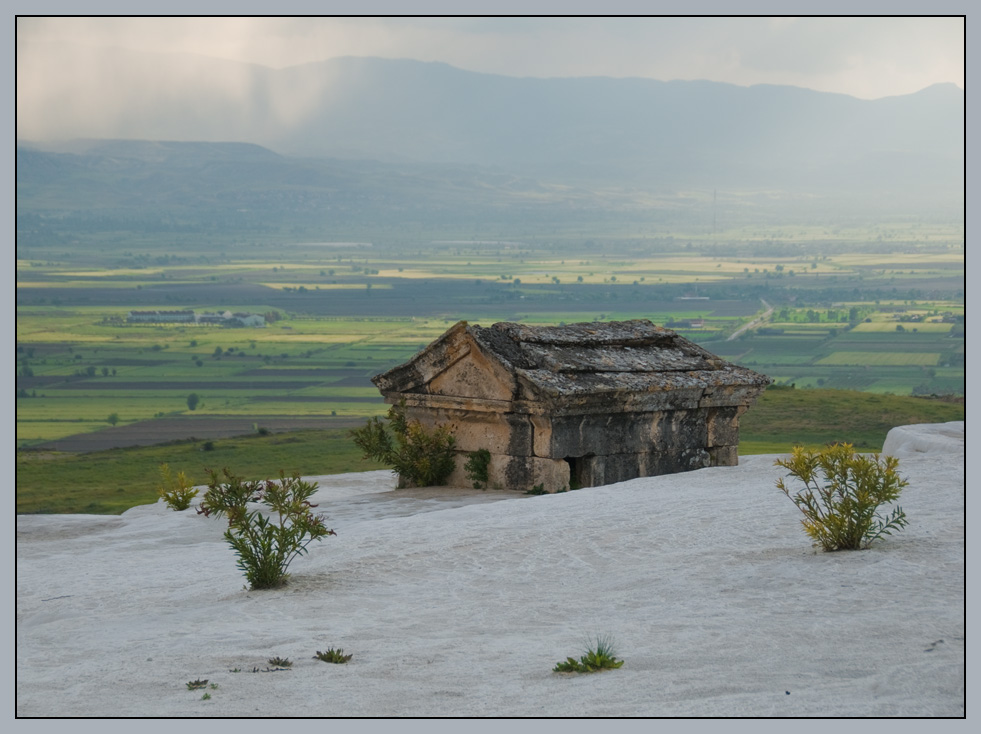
<box><xmin>470</xmin><ymin>320</ymin><xmax>720</xmax><ymax>374</ymax></box>
<box><xmin>373</xmin><ymin>320</ymin><xmax>770</xmax><ymax>413</ymax></box>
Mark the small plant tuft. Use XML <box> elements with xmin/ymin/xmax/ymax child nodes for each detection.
<box><xmin>464</xmin><ymin>448</ymin><xmax>492</xmax><ymax>489</ymax></box>
<box><xmin>201</xmin><ymin>692</ymin><xmax>211</xmax><ymax>700</ymax></box>
<box><xmin>554</xmin><ymin>635</ymin><xmax>624</xmax><ymax>673</ymax></box>
<box><xmin>776</xmin><ymin>442</ymin><xmax>909</xmax><ymax>551</ymax></box>
<box><xmin>198</xmin><ymin>469</ymin><xmax>336</xmax><ymax>589</ymax></box>
<box><xmin>157</xmin><ymin>463</ymin><xmax>198</xmax><ymax>511</ymax></box>
<box><xmin>525</xmin><ymin>483</ymin><xmax>547</xmax><ymax>495</ymax></box>
<box><xmin>351</xmin><ymin>399</ymin><xmax>456</xmax><ymax>488</ymax></box>
<box><xmin>314</xmin><ymin>647</ymin><xmax>353</xmax><ymax>664</ymax></box>
<box><xmin>186</xmin><ymin>679</ymin><xmax>208</xmax><ymax>690</ymax></box>
<box><xmin>267</xmin><ymin>656</ymin><xmax>292</xmax><ymax>668</ymax></box>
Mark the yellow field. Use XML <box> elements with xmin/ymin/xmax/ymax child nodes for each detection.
<box><xmin>16</xmin><ymin>280</ymin><xmax>189</xmax><ymax>289</ymax></box>
<box><xmin>850</xmin><ymin>321</ymin><xmax>953</xmax><ymax>333</ymax></box>
<box><xmin>258</xmin><ymin>282</ymin><xmax>393</xmax><ymax>290</ymax></box>
<box><xmin>249</xmin><ymin>333</ymin><xmax>383</xmax><ymax>343</ymax></box>
<box><xmin>817</xmin><ymin>352</ymin><xmax>940</xmax><ymax>366</ymax></box>
<box><xmin>56</xmin><ymin>268</ymin><xmax>167</xmax><ymax>277</ymax></box>
<box><xmin>365</xmin><ymin>253</ymin><xmax>848</xmax><ymax>282</ymax></box>
<box><xmin>832</xmin><ymin>252</ymin><xmax>964</xmax><ymax>267</ymax></box>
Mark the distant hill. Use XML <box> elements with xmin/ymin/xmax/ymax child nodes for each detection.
<box><xmin>18</xmin><ymin>48</ymin><xmax>963</xmax><ymax>200</ymax></box>
<box><xmin>17</xmin><ymin>140</ymin><xmax>635</xmax><ymax>243</ymax></box>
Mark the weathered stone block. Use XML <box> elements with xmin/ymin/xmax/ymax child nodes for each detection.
<box><xmin>546</xmin><ymin>412</ymin><xmax>661</xmax><ymax>457</ymax></box>
<box><xmin>706</xmin><ymin>406</ymin><xmax>745</xmax><ymax>447</ymax></box>
<box><xmin>707</xmin><ymin>445</ymin><xmax>739</xmax><ymax>466</ymax></box>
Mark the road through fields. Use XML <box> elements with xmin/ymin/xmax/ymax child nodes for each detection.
<box><xmin>727</xmin><ymin>298</ymin><xmax>773</xmax><ymax>341</ymax></box>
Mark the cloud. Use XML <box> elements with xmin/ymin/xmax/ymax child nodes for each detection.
<box><xmin>732</xmin><ymin>17</ymin><xmax>964</xmax><ymax>98</ymax></box>
<box><xmin>18</xmin><ymin>17</ymin><xmax>964</xmax><ymax>92</ymax></box>
<box><xmin>16</xmin><ymin>17</ymin><xmax>964</xmax><ymax>143</ymax></box>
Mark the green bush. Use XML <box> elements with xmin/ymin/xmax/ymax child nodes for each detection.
<box><xmin>463</xmin><ymin>449</ymin><xmax>491</xmax><ymax>489</ymax></box>
<box><xmin>775</xmin><ymin>443</ymin><xmax>909</xmax><ymax>551</ymax></box>
<box><xmin>554</xmin><ymin>635</ymin><xmax>624</xmax><ymax>673</ymax></box>
<box><xmin>157</xmin><ymin>463</ymin><xmax>198</xmax><ymax>511</ymax></box>
<box><xmin>351</xmin><ymin>400</ymin><xmax>456</xmax><ymax>488</ymax></box>
<box><xmin>198</xmin><ymin>469</ymin><xmax>336</xmax><ymax>589</ymax></box>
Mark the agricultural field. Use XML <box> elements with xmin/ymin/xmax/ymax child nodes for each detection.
<box><xmin>17</xmin><ymin>236</ymin><xmax>964</xmax><ymax>451</ymax></box>
<box><xmin>15</xmin><ymin>310</ymin><xmax>433</xmax><ymax>447</ymax></box>
<box><xmin>16</xmin><ymin>231</ymin><xmax>964</xmax><ymax>516</ymax></box>
<box><xmin>712</xmin><ymin>302</ymin><xmax>964</xmax><ymax>394</ymax></box>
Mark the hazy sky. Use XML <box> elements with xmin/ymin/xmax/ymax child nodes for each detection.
<box><xmin>18</xmin><ymin>16</ymin><xmax>964</xmax><ymax>100</ymax></box>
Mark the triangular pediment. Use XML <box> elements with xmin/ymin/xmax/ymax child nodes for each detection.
<box><xmin>372</xmin><ymin>321</ymin><xmax>516</xmax><ymax>401</ymax></box>
<box><xmin>428</xmin><ymin>347</ymin><xmax>515</xmax><ymax>401</ymax></box>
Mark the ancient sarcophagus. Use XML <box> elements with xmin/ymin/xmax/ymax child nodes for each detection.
<box><xmin>372</xmin><ymin>320</ymin><xmax>771</xmax><ymax>492</ymax></box>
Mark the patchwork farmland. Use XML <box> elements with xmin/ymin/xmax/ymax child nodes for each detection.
<box><xmin>17</xmin><ymin>235</ymin><xmax>964</xmax><ymax>454</ymax></box>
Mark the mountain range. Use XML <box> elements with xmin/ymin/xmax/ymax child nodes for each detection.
<box><xmin>17</xmin><ymin>51</ymin><xmax>964</xmax><ymax>236</ymax></box>
<box><xmin>21</xmin><ymin>49</ymin><xmax>963</xmax><ymax>185</ymax></box>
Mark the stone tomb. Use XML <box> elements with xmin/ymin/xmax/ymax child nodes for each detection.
<box><xmin>372</xmin><ymin>320</ymin><xmax>771</xmax><ymax>492</ymax></box>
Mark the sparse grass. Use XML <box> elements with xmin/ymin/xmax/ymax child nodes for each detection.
<box><xmin>554</xmin><ymin>635</ymin><xmax>624</xmax><ymax>674</ymax></box>
<box><xmin>267</xmin><ymin>657</ymin><xmax>293</xmax><ymax>668</ymax></box>
<box><xmin>156</xmin><ymin>463</ymin><xmax>198</xmax><ymax>510</ymax></box>
<box><xmin>314</xmin><ymin>648</ymin><xmax>353</xmax><ymax>664</ymax></box>
<box><xmin>186</xmin><ymin>679</ymin><xmax>208</xmax><ymax>690</ymax></box>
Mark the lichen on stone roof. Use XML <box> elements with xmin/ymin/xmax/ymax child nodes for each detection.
<box><xmin>484</xmin><ymin>319</ymin><xmax>678</xmax><ymax>347</ymax></box>
<box><xmin>471</xmin><ymin>320</ymin><xmax>727</xmax><ymax>375</ymax></box>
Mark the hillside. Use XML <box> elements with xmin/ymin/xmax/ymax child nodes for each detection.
<box><xmin>18</xmin><ymin>51</ymin><xmax>963</xmax><ymax>211</ymax></box>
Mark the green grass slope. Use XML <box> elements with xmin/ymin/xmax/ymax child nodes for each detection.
<box><xmin>17</xmin><ymin>388</ymin><xmax>963</xmax><ymax>515</ymax></box>
<box><xmin>738</xmin><ymin>386</ymin><xmax>963</xmax><ymax>454</ymax></box>
<box><xmin>17</xmin><ymin>429</ymin><xmax>386</xmax><ymax>515</ymax></box>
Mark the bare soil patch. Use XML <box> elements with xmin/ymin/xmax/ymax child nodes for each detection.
<box><xmin>32</xmin><ymin>416</ymin><xmax>365</xmax><ymax>453</ymax></box>
<box><xmin>53</xmin><ymin>380</ymin><xmax>322</xmax><ymax>390</ymax></box>
<box><xmin>250</xmin><ymin>395</ymin><xmax>373</xmax><ymax>402</ymax></box>
<box><xmin>240</xmin><ymin>368</ymin><xmax>341</xmax><ymax>377</ymax></box>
